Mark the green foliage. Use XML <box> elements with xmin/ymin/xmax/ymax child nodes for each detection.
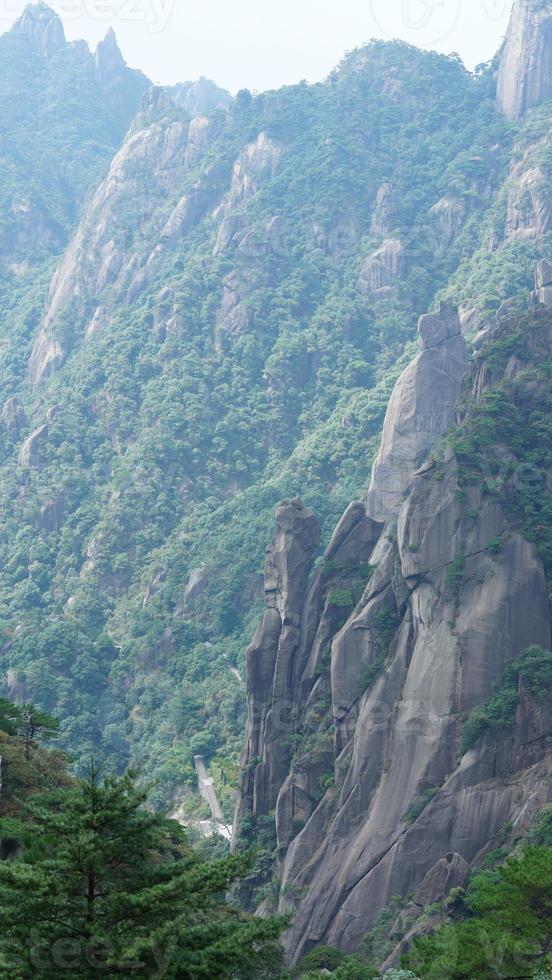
<box><xmin>405</xmin><ymin>787</ymin><xmax>439</xmax><ymax>825</ymax></box>
<box><xmin>0</xmin><ymin>33</ymin><xmax>517</xmax><ymax>810</ymax></box>
<box><xmin>462</xmin><ymin>646</ymin><xmax>552</xmax><ymax>752</ymax></box>
<box><xmin>295</xmin><ymin>946</ymin><xmax>346</xmax><ymax>974</ymax></box>
<box><xmin>0</xmin><ymin>16</ymin><xmax>147</xmax><ymax>283</ymax></box>
<box><xmin>0</xmin><ymin>766</ymin><xmax>286</xmax><ymax>978</ymax></box>
<box><xmin>359</xmin><ymin>896</ymin><xmax>408</xmax><ymax>968</ymax></box>
<box><xmin>375</xmin><ymin>609</ymin><xmax>400</xmax><ymax>643</ymax></box>
<box><xmin>0</xmin><ymin>696</ymin><xmax>21</xmax><ymax>735</ymax></box>
<box><xmin>449</xmin><ymin>307</ymin><xmax>552</xmax><ymax>587</ymax></box>
<box><xmin>405</xmin><ymin>845</ymin><xmax>552</xmax><ymax>979</ymax></box>
<box><xmin>0</xmin><ymin>730</ymin><xmax>71</xmax><ymax>821</ymax></box>
<box><xmin>328</xmin><ymin>589</ymin><xmax>355</xmax><ymax>608</ymax></box>
<box><xmin>357</xmin><ymin>656</ymin><xmax>386</xmax><ymax>696</ymax></box>
<box><xmin>445</xmin><ymin>557</ymin><xmax>465</xmax><ymax>597</ymax></box>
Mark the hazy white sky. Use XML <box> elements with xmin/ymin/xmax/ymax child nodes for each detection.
<box><xmin>2</xmin><ymin>0</ymin><xmax>515</xmax><ymax>93</ymax></box>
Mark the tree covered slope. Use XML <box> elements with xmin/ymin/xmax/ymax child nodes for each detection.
<box><xmin>0</xmin><ymin>5</ymin><xmax>550</xmax><ymax>817</ymax></box>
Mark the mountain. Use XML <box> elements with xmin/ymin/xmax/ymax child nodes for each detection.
<box><xmin>0</xmin><ymin>2</ymin><xmax>551</xmax><ymax>965</ymax></box>
<box><xmin>236</xmin><ymin>294</ymin><xmax>552</xmax><ymax>965</ymax></box>
<box><xmin>0</xmin><ymin>23</ymin><xmax>513</xmax><ymax>810</ymax></box>
<box><xmin>234</xmin><ymin>0</ymin><xmax>552</xmax><ymax>966</ymax></box>
<box><xmin>497</xmin><ymin>0</ymin><xmax>552</xmax><ymax>119</ymax></box>
<box><xmin>170</xmin><ymin>76</ymin><xmax>233</xmax><ymax>116</ymax></box>
<box><xmin>0</xmin><ymin>3</ymin><xmax>149</xmax><ymax>281</ymax></box>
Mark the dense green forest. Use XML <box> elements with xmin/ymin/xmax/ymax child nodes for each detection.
<box><xmin>0</xmin><ymin>698</ymin><xmax>550</xmax><ymax>977</ymax></box>
<box><xmin>0</xmin><ymin>18</ymin><xmax>529</xmax><ymax>809</ymax></box>
<box><xmin>1</xmin><ymin>1</ymin><xmax>552</xmax><ymax>975</ymax></box>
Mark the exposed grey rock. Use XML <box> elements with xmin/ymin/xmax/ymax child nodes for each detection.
<box><xmin>7</xmin><ymin>669</ymin><xmax>30</xmax><ymax>703</ymax></box>
<box><xmin>358</xmin><ymin>238</ymin><xmax>405</xmax><ymax>299</ymax></box>
<box><xmin>184</xmin><ymin>115</ymin><xmax>218</xmax><ymax>164</ymax></box>
<box><xmin>236</xmin><ymin>499</ymin><xmax>320</xmax><ymax>824</ymax></box>
<box><xmin>365</xmin><ymin>304</ymin><xmax>468</xmax><ymax>523</ymax></box>
<box><xmin>170</xmin><ymin>77</ymin><xmax>232</xmax><ymax>116</ymax></box>
<box><xmin>1</xmin><ymin>397</ymin><xmax>27</xmax><ymax>441</ymax></box>
<box><xmin>370</xmin><ymin>183</ymin><xmax>397</xmax><ymax>236</ymax></box>
<box><xmin>0</xmin><ymin>195</ymin><xmax>65</xmax><ymax>273</ymax></box>
<box><xmin>18</xmin><ymin>423</ymin><xmax>48</xmax><ymax>468</ymax></box>
<box><xmin>160</xmin><ymin>184</ymin><xmax>213</xmax><ymax>243</ymax></box>
<box><xmin>429</xmin><ymin>196</ymin><xmax>465</xmax><ymax>248</ymax></box>
<box><xmin>413</xmin><ymin>853</ymin><xmax>470</xmax><ymax>908</ymax></box>
<box><xmin>505</xmin><ymin>152</ymin><xmax>550</xmax><ymax>242</ymax></box>
<box><xmin>279</xmin><ymin>469</ymin><xmax>551</xmax><ymax>963</ymax></box>
<box><xmin>212</xmin><ymin>133</ymin><xmax>281</xmax><ymax>255</ymax></box>
<box><xmin>176</xmin><ymin>567</ymin><xmax>209</xmax><ymax>617</ymax></box>
<box><xmin>15</xmin><ymin>2</ymin><xmax>66</xmax><ymax>58</ymax></box>
<box><xmin>237</xmin><ymin>303</ymin><xmax>552</xmax><ymax>964</ymax></box>
<box><xmin>215</xmin><ymin>272</ymin><xmax>255</xmax><ymax>348</ymax></box>
<box><xmin>95</xmin><ymin>28</ymin><xmax>124</xmax><ymax>81</ymax></box>
<box><xmin>28</xmin><ymin>107</ymin><xmax>193</xmax><ymax>384</ymax></box>
<box><xmin>37</xmin><ymin>494</ymin><xmax>65</xmax><ymax>533</ymax></box>
<box><xmin>497</xmin><ymin>0</ymin><xmax>552</xmax><ymax>120</ymax></box>
<box><xmin>534</xmin><ymin>258</ymin><xmax>552</xmax><ymax>306</ymax></box>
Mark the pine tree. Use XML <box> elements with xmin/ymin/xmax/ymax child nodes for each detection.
<box><xmin>19</xmin><ymin>703</ymin><xmax>60</xmax><ymax>760</ymax></box>
<box><xmin>0</xmin><ymin>696</ymin><xmax>21</xmax><ymax>736</ymax></box>
<box><xmin>0</xmin><ymin>766</ymin><xmax>285</xmax><ymax>978</ymax></box>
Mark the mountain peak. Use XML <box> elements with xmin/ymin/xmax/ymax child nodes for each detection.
<box><xmin>497</xmin><ymin>0</ymin><xmax>552</xmax><ymax>119</ymax></box>
<box><xmin>15</xmin><ymin>2</ymin><xmax>66</xmax><ymax>58</ymax></box>
<box><xmin>170</xmin><ymin>77</ymin><xmax>233</xmax><ymax>116</ymax></box>
<box><xmin>95</xmin><ymin>27</ymin><xmax>125</xmax><ymax>81</ymax></box>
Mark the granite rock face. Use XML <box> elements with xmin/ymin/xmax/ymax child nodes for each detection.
<box><xmin>27</xmin><ymin>110</ymin><xmax>281</xmax><ymax>384</ymax></box>
<box><xmin>497</xmin><ymin>0</ymin><xmax>552</xmax><ymax>120</ymax></box>
<box><xmin>238</xmin><ymin>499</ymin><xmax>321</xmax><ymax>822</ymax></box>
<box><xmin>534</xmin><ymin>258</ymin><xmax>552</xmax><ymax>306</ymax></box>
<box><xmin>236</xmin><ymin>301</ymin><xmax>552</xmax><ymax>964</ymax></box>
<box><xmin>358</xmin><ymin>238</ymin><xmax>406</xmax><ymax>299</ymax></box>
<box><xmin>16</xmin><ymin>2</ymin><xmax>65</xmax><ymax>58</ymax></box>
<box><xmin>18</xmin><ymin>423</ymin><xmax>49</xmax><ymax>468</ymax></box>
<box><xmin>365</xmin><ymin>303</ymin><xmax>468</xmax><ymax>523</ymax></box>
<box><xmin>28</xmin><ymin>94</ymin><xmax>194</xmax><ymax>384</ymax></box>
<box><xmin>170</xmin><ymin>77</ymin><xmax>232</xmax><ymax>116</ymax></box>
<box><xmin>1</xmin><ymin>397</ymin><xmax>28</xmax><ymax>442</ymax></box>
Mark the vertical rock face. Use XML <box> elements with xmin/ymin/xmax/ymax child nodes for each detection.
<box><xmin>236</xmin><ymin>300</ymin><xmax>552</xmax><ymax>963</ymax></box>
<box><xmin>497</xmin><ymin>0</ymin><xmax>552</xmax><ymax>120</ymax></box>
<box><xmin>239</xmin><ymin>500</ymin><xmax>321</xmax><ymax>821</ymax></box>
<box><xmin>534</xmin><ymin>257</ymin><xmax>552</xmax><ymax>305</ymax></box>
<box><xmin>15</xmin><ymin>2</ymin><xmax>66</xmax><ymax>58</ymax></box>
<box><xmin>357</xmin><ymin>238</ymin><xmax>406</xmax><ymax>300</ymax></box>
<box><xmin>95</xmin><ymin>28</ymin><xmax>125</xmax><ymax>81</ymax></box>
<box><xmin>1</xmin><ymin>397</ymin><xmax>27</xmax><ymax>442</ymax></box>
<box><xmin>366</xmin><ymin>303</ymin><xmax>468</xmax><ymax>523</ymax></box>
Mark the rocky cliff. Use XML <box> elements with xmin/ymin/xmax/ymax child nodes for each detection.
<box><xmin>497</xmin><ymin>0</ymin><xmax>552</xmax><ymax>120</ymax></box>
<box><xmin>236</xmin><ymin>295</ymin><xmax>552</xmax><ymax>963</ymax></box>
<box><xmin>3</xmin><ymin>0</ymin><xmax>552</xmax><ymax>876</ymax></box>
<box><xmin>0</xmin><ymin>4</ymin><xmax>149</xmax><ymax>284</ymax></box>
